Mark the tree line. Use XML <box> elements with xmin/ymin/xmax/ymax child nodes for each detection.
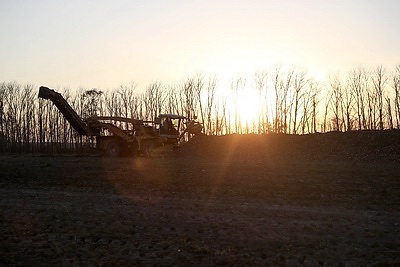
<box><xmin>1</xmin><ymin>65</ymin><xmax>399</xmax><ymax>153</ymax></box>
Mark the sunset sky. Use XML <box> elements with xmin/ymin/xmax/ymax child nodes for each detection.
<box><xmin>0</xmin><ymin>0</ymin><xmax>399</xmax><ymax>90</ymax></box>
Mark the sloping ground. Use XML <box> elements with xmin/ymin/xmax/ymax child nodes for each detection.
<box><xmin>179</xmin><ymin>130</ymin><xmax>400</xmax><ymax>160</ymax></box>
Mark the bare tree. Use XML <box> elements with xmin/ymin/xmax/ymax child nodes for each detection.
<box><xmin>0</xmin><ymin>83</ymin><xmax>6</xmax><ymax>150</ymax></box>
<box><xmin>272</xmin><ymin>66</ymin><xmax>283</xmax><ymax>133</ymax></box>
<box><xmin>204</xmin><ymin>76</ymin><xmax>217</xmax><ymax>135</ymax></box>
<box><xmin>231</xmin><ymin>76</ymin><xmax>245</xmax><ymax>133</ymax></box>
<box><xmin>372</xmin><ymin>66</ymin><xmax>388</xmax><ymax>130</ymax></box>
<box><xmin>328</xmin><ymin>74</ymin><xmax>344</xmax><ymax>131</ymax></box>
<box><xmin>180</xmin><ymin>78</ymin><xmax>199</xmax><ymax>120</ymax></box>
<box><xmin>254</xmin><ymin>71</ymin><xmax>269</xmax><ymax>133</ymax></box>
<box><xmin>193</xmin><ymin>74</ymin><xmax>205</xmax><ymax>130</ymax></box>
<box><xmin>393</xmin><ymin>65</ymin><xmax>400</xmax><ymax>128</ymax></box>
<box><xmin>348</xmin><ymin>67</ymin><xmax>368</xmax><ymax>130</ymax></box>
<box><xmin>292</xmin><ymin>70</ymin><xmax>306</xmax><ymax>134</ymax></box>
<box><xmin>281</xmin><ymin>69</ymin><xmax>294</xmax><ymax>134</ymax></box>
<box><xmin>366</xmin><ymin>87</ymin><xmax>377</xmax><ymax>130</ymax></box>
<box><xmin>143</xmin><ymin>82</ymin><xmax>164</xmax><ymax>121</ymax></box>
<box><xmin>386</xmin><ymin>97</ymin><xmax>394</xmax><ymax>129</ymax></box>
<box><xmin>117</xmin><ymin>83</ymin><xmax>137</xmax><ymax>118</ymax></box>
<box><xmin>164</xmin><ymin>86</ymin><xmax>181</xmax><ymax>115</ymax></box>
<box><xmin>308</xmin><ymin>80</ymin><xmax>321</xmax><ymax>133</ymax></box>
<box><xmin>322</xmin><ymin>90</ymin><xmax>332</xmax><ymax>133</ymax></box>
<box><xmin>342</xmin><ymin>83</ymin><xmax>355</xmax><ymax>131</ymax></box>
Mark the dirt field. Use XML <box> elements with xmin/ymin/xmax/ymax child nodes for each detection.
<box><xmin>1</xmin><ymin>132</ymin><xmax>400</xmax><ymax>266</ymax></box>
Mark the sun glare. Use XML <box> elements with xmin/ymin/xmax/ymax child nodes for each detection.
<box><xmin>237</xmin><ymin>89</ymin><xmax>261</xmax><ymax>125</ymax></box>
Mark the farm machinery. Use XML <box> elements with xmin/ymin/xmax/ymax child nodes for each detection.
<box><xmin>38</xmin><ymin>86</ymin><xmax>202</xmax><ymax>157</ymax></box>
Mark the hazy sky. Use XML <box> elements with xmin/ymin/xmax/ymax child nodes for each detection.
<box><xmin>1</xmin><ymin>0</ymin><xmax>399</xmax><ymax>90</ymax></box>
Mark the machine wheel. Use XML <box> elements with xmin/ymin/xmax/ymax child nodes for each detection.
<box><xmin>106</xmin><ymin>141</ymin><xmax>121</xmax><ymax>157</ymax></box>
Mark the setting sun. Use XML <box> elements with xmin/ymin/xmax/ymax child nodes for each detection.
<box><xmin>236</xmin><ymin>88</ymin><xmax>261</xmax><ymax>125</ymax></box>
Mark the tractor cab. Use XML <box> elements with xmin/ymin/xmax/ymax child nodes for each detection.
<box><xmin>158</xmin><ymin>114</ymin><xmax>185</xmax><ymax>140</ymax></box>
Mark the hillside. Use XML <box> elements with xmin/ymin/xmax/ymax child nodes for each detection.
<box><xmin>179</xmin><ymin>130</ymin><xmax>400</xmax><ymax>161</ymax></box>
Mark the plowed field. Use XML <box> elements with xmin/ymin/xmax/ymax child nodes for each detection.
<box><xmin>1</xmin><ymin>131</ymin><xmax>400</xmax><ymax>265</ymax></box>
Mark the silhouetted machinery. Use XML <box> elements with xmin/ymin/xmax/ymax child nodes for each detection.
<box><xmin>38</xmin><ymin>86</ymin><xmax>202</xmax><ymax>157</ymax></box>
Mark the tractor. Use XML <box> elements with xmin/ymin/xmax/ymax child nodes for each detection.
<box><xmin>38</xmin><ymin>86</ymin><xmax>202</xmax><ymax>157</ymax></box>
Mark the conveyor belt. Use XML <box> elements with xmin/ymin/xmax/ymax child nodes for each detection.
<box><xmin>38</xmin><ymin>86</ymin><xmax>92</xmax><ymax>136</ymax></box>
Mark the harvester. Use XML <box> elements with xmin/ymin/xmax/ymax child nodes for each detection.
<box><xmin>38</xmin><ymin>86</ymin><xmax>202</xmax><ymax>157</ymax></box>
